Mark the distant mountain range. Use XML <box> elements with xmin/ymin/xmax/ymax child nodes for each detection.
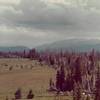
<box><xmin>0</xmin><ymin>46</ymin><xmax>30</xmax><ymax>52</ymax></box>
<box><xmin>36</xmin><ymin>39</ymin><xmax>100</xmax><ymax>52</ymax></box>
<box><xmin>0</xmin><ymin>39</ymin><xmax>100</xmax><ymax>52</ymax></box>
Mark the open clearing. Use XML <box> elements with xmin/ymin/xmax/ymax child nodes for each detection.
<box><xmin>0</xmin><ymin>59</ymin><xmax>56</xmax><ymax>99</ymax></box>
<box><xmin>0</xmin><ymin>59</ymin><xmax>72</xmax><ymax>100</ymax></box>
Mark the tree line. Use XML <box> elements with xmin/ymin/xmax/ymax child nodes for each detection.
<box><xmin>0</xmin><ymin>48</ymin><xmax>100</xmax><ymax>100</ymax></box>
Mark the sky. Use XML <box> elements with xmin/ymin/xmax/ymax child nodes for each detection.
<box><xmin>0</xmin><ymin>0</ymin><xmax>100</xmax><ymax>47</ymax></box>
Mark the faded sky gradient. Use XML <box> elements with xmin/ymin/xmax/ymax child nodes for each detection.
<box><xmin>0</xmin><ymin>0</ymin><xmax>100</xmax><ymax>47</ymax></box>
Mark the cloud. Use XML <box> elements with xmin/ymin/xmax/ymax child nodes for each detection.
<box><xmin>0</xmin><ymin>0</ymin><xmax>100</xmax><ymax>47</ymax></box>
<box><xmin>0</xmin><ymin>0</ymin><xmax>20</xmax><ymax>5</ymax></box>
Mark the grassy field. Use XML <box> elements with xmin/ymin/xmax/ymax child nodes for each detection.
<box><xmin>0</xmin><ymin>58</ymin><xmax>72</xmax><ymax>100</ymax></box>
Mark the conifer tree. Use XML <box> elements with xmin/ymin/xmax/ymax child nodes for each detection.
<box><xmin>95</xmin><ymin>67</ymin><xmax>100</xmax><ymax>100</ymax></box>
<box><xmin>60</xmin><ymin>65</ymin><xmax>65</xmax><ymax>91</ymax></box>
<box><xmin>73</xmin><ymin>82</ymin><xmax>82</xmax><ymax>100</ymax></box>
<box><xmin>74</xmin><ymin>57</ymin><xmax>82</xmax><ymax>84</ymax></box>
<box><xmin>14</xmin><ymin>88</ymin><xmax>22</xmax><ymax>99</ymax></box>
<box><xmin>56</xmin><ymin>70</ymin><xmax>60</xmax><ymax>91</ymax></box>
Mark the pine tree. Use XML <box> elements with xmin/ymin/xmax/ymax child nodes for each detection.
<box><xmin>56</xmin><ymin>70</ymin><xmax>60</xmax><ymax>91</ymax></box>
<box><xmin>73</xmin><ymin>82</ymin><xmax>82</xmax><ymax>100</ymax></box>
<box><xmin>95</xmin><ymin>67</ymin><xmax>100</xmax><ymax>100</ymax></box>
<box><xmin>74</xmin><ymin>57</ymin><xmax>82</xmax><ymax>84</ymax></box>
<box><xmin>56</xmin><ymin>65</ymin><xmax>67</xmax><ymax>91</ymax></box>
<box><xmin>76</xmin><ymin>86</ymin><xmax>82</xmax><ymax>100</ymax></box>
<box><xmin>27</xmin><ymin>89</ymin><xmax>34</xmax><ymax>99</ymax></box>
<box><xmin>60</xmin><ymin>65</ymin><xmax>65</xmax><ymax>91</ymax></box>
<box><xmin>28</xmin><ymin>49</ymin><xmax>36</xmax><ymax>60</ymax></box>
<box><xmin>14</xmin><ymin>88</ymin><xmax>22</xmax><ymax>99</ymax></box>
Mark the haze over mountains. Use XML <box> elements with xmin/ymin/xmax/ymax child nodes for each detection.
<box><xmin>36</xmin><ymin>39</ymin><xmax>100</xmax><ymax>52</ymax></box>
<box><xmin>0</xmin><ymin>46</ymin><xmax>29</xmax><ymax>52</ymax></box>
<box><xmin>0</xmin><ymin>39</ymin><xmax>100</xmax><ymax>52</ymax></box>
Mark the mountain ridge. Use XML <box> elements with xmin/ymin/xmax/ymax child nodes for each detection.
<box><xmin>0</xmin><ymin>46</ymin><xmax>30</xmax><ymax>52</ymax></box>
<box><xmin>36</xmin><ymin>39</ymin><xmax>100</xmax><ymax>52</ymax></box>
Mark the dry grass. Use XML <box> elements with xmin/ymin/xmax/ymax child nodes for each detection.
<box><xmin>0</xmin><ymin>59</ymin><xmax>72</xmax><ymax>100</ymax></box>
<box><xmin>0</xmin><ymin>59</ymin><xmax>55</xmax><ymax>99</ymax></box>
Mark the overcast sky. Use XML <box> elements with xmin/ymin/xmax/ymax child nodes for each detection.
<box><xmin>0</xmin><ymin>0</ymin><xmax>100</xmax><ymax>47</ymax></box>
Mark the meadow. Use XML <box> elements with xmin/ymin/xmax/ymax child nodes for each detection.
<box><xmin>0</xmin><ymin>58</ymin><xmax>72</xmax><ymax>100</ymax></box>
